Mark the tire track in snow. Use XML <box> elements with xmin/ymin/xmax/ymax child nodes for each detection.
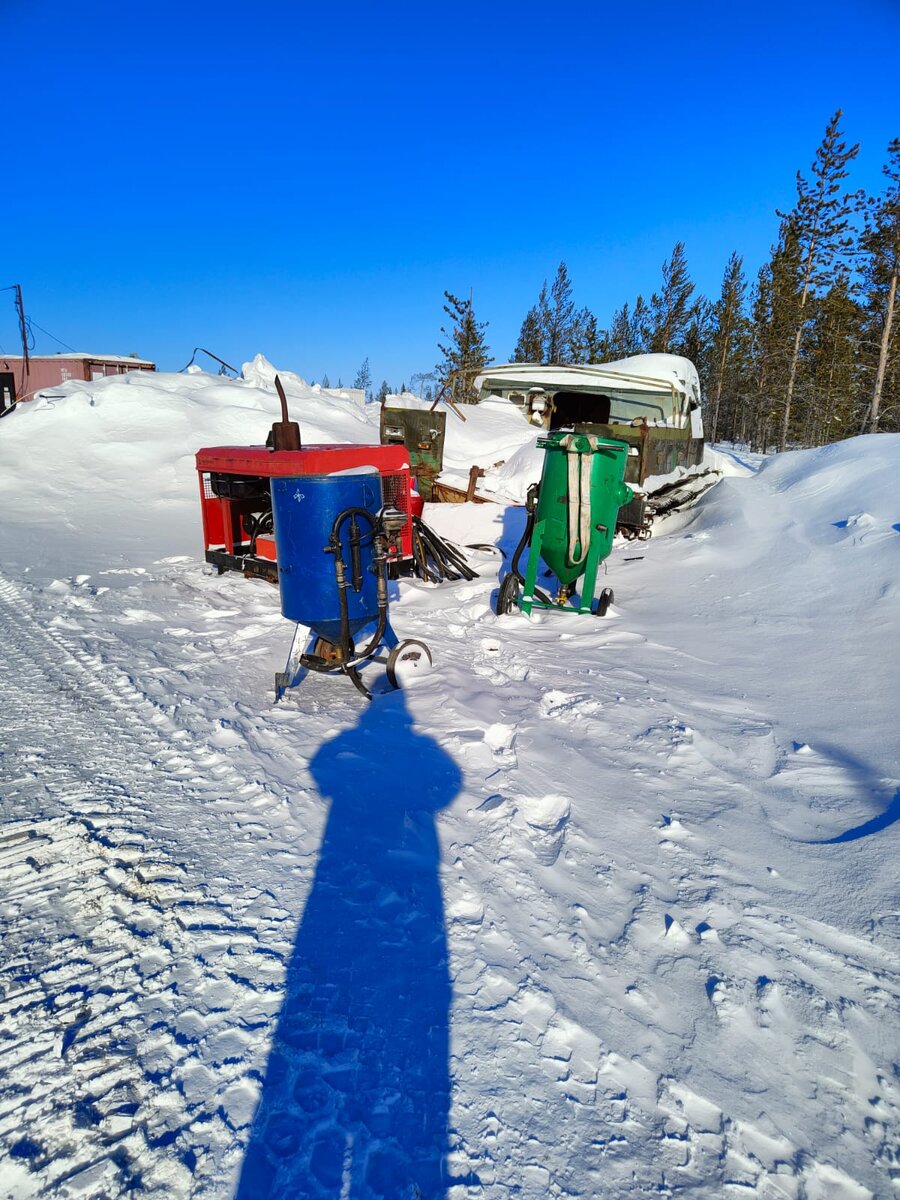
<box><xmin>0</xmin><ymin>573</ymin><xmax>295</xmax><ymax>1197</ymax></box>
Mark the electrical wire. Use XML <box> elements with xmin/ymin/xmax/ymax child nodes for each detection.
<box><xmin>25</xmin><ymin>318</ymin><xmax>76</xmax><ymax>354</ymax></box>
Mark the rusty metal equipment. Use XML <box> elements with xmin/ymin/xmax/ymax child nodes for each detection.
<box><xmin>379</xmin><ymin>404</ymin><xmax>446</xmax><ymax>500</ymax></box>
<box><xmin>196</xmin><ymin>377</ymin><xmax>414</xmax><ymax>580</ymax></box>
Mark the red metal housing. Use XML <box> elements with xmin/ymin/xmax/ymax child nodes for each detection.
<box><xmin>195</xmin><ymin>443</ymin><xmax>414</xmax><ymax>579</ymax></box>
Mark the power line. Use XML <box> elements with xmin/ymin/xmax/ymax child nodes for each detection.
<box><xmin>3</xmin><ymin>285</ymin><xmax>78</xmax><ymax>355</ymax></box>
<box><xmin>25</xmin><ymin>318</ymin><xmax>77</xmax><ymax>354</ymax></box>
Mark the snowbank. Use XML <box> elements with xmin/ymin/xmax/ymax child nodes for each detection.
<box><xmin>0</xmin><ymin>359</ymin><xmax>381</xmax><ymax>576</ymax></box>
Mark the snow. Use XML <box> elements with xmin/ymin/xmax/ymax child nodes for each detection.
<box><xmin>1</xmin><ymin>362</ymin><xmax>899</xmax><ymax>1200</ymax></box>
<box><xmin>2</xmin><ymin>352</ymin><xmax>156</xmax><ymax>366</ymax></box>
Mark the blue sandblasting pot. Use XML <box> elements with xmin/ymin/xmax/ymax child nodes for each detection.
<box><xmin>270</xmin><ymin>471</ymin><xmax>383</xmax><ymax>644</ymax></box>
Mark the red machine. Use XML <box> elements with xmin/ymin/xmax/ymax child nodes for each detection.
<box><xmin>196</xmin><ymin>443</ymin><xmax>415</xmax><ymax>580</ymax></box>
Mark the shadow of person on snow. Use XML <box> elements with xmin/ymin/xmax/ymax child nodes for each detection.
<box><xmin>236</xmin><ymin>691</ymin><xmax>462</xmax><ymax>1199</ymax></box>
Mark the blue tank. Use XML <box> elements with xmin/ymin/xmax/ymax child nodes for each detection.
<box><xmin>271</xmin><ymin>472</ymin><xmax>383</xmax><ymax>644</ymax></box>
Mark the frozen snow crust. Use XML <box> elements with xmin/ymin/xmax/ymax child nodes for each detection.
<box><xmin>0</xmin><ymin>363</ymin><xmax>898</xmax><ymax>1199</ymax></box>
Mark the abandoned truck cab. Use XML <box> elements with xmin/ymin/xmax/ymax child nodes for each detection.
<box><xmin>474</xmin><ymin>353</ymin><xmax>706</xmax><ymax>538</ymax></box>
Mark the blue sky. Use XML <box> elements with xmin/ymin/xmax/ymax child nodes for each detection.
<box><xmin>2</xmin><ymin>0</ymin><xmax>898</xmax><ymax>387</ymax></box>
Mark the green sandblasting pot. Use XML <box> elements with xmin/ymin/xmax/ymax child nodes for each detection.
<box><xmin>533</xmin><ymin>432</ymin><xmax>633</xmax><ymax>585</ymax></box>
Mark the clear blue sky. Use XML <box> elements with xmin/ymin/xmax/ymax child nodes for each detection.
<box><xmin>2</xmin><ymin>0</ymin><xmax>898</xmax><ymax>388</ymax></box>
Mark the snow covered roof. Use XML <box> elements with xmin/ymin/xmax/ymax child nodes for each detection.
<box><xmin>1</xmin><ymin>352</ymin><xmax>156</xmax><ymax>366</ymax></box>
<box><xmin>475</xmin><ymin>354</ymin><xmax>701</xmax><ymax>403</ymax></box>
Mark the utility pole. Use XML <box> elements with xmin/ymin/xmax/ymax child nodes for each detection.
<box><xmin>14</xmin><ymin>283</ymin><xmax>29</xmax><ymax>389</ymax></box>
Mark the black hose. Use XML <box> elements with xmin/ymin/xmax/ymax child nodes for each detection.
<box><xmin>509</xmin><ymin>506</ymin><xmax>554</xmax><ymax>606</ymax></box>
<box><xmin>411</xmin><ymin>517</ymin><xmax>478</xmax><ymax>583</ymax></box>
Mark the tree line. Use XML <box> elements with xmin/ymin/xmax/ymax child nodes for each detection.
<box><xmin>436</xmin><ymin>111</ymin><xmax>900</xmax><ymax>451</ymax></box>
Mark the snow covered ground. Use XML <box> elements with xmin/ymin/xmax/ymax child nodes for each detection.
<box><xmin>0</xmin><ymin>364</ymin><xmax>898</xmax><ymax>1200</ymax></box>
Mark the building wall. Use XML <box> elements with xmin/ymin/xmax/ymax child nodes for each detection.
<box><xmin>0</xmin><ymin>357</ymin><xmax>155</xmax><ymax>401</ymax></box>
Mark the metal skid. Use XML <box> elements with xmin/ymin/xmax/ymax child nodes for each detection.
<box><xmin>518</xmin><ymin>518</ymin><xmax>610</xmax><ymax>618</ymax></box>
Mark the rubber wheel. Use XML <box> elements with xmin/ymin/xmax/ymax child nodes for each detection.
<box><xmin>495</xmin><ymin>573</ymin><xmax>520</xmax><ymax>616</ymax></box>
<box><xmin>593</xmin><ymin>587</ymin><xmax>614</xmax><ymax>617</ymax></box>
<box><xmin>386</xmin><ymin>639</ymin><xmax>433</xmax><ymax>689</ymax></box>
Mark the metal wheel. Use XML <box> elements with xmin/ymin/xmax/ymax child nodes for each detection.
<box><xmin>593</xmin><ymin>587</ymin><xmax>614</xmax><ymax>617</ymax></box>
<box><xmin>495</xmin><ymin>573</ymin><xmax>520</xmax><ymax>616</ymax></box>
<box><xmin>386</xmin><ymin>639</ymin><xmax>433</xmax><ymax>689</ymax></box>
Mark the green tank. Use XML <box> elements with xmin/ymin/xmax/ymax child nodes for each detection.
<box><xmin>534</xmin><ymin>432</ymin><xmax>632</xmax><ymax>583</ymax></box>
<box><xmin>496</xmin><ymin>430</ymin><xmax>633</xmax><ymax>618</ymax></box>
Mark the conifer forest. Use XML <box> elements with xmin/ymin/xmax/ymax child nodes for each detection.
<box><xmin>435</xmin><ymin>111</ymin><xmax>900</xmax><ymax>452</ymax></box>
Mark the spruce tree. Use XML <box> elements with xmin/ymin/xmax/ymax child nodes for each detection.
<box><xmin>648</xmin><ymin>242</ymin><xmax>695</xmax><ymax>354</ymax></box>
<box><xmin>321</xmin><ymin>372</ymin><xmax>331</xmax><ymax>389</ymax></box>
<box><xmin>776</xmin><ymin>109</ymin><xmax>860</xmax><ymax>450</ymax></box>
<box><xmin>436</xmin><ymin>291</ymin><xmax>491</xmax><ymax>403</ymax></box>
<box><xmin>376</xmin><ymin>380</ymin><xmax>391</xmax><ymax>405</ymax></box>
<box><xmin>859</xmin><ymin>137</ymin><xmax>900</xmax><ymax>433</ymax></box>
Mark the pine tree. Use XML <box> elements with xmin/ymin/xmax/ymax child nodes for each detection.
<box><xmin>775</xmin><ymin>109</ymin><xmax>860</xmax><ymax>450</ymax></box>
<box><xmin>804</xmin><ymin>272</ymin><xmax>865</xmax><ymax>444</ymax></box>
<box><xmin>706</xmin><ymin>253</ymin><xmax>751</xmax><ymax>443</ymax></box>
<box><xmin>631</xmin><ymin>296</ymin><xmax>651</xmax><ymax>354</ymax></box>
<box><xmin>535</xmin><ymin>282</ymin><xmax>552</xmax><ymax>359</ymax></box>
<box><xmin>569</xmin><ymin>306</ymin><xmax>606</xmax><ymax>364</ymax></box>
<box><xmin>682</xmin><ymin>298</ymin><xmax>713</xmax><ymax>391</ymax></box>
<box><xmin>606</xmin><ymin>298</ymin><xmax>649</xmax><ymax>359</ymax></box>
<box><xmin>513</xmin><ymin>306</ymin><xmax>543</xmax><ymax>362</ymax></box>
<box><xmin>376</xmin><ymin>379</ymin><xmax>391</xmax><ymax>405</ymax></box>
<box><xmin>336</xmin><ymin>377</ymin><xmax>343</xmax><ymax>389</ymax></box>
<box><xmin>321</xmin><ymin>373</ymin><xmax>331</xmax><ymax>389</ymax></box>
<box><xmin>353</xmin><ymin>358</ymin><xmax>372</xmax><ymax>397</ymax></box>
<box><xmin>605</xmin><ymin>302</ymin><xmax>631</xmax><ymax>359</ymax></box>
<box><xmin>749</xmin><ymin>221</ymin><xmax>803</xmax><ymax>451</ymax></box>
<box><xmin>546</xmin><ymin>262</ymin><xmax>576</xmax><ymax>363</ymax></box>
<box><xmin>436</xmin><ymin>291</ymin><xmax>491</xmax><ymax>403</ymax></box>
<box><xmin>648</xmin><ymin>242</ymin><xmax>695</xmax><ymax>354</ymax></box>
<box><xmin>859</xmin><ymin>137</ymin><xmax>900</xmax><ymax>433</ymax></box>
<box><xmin>512</xmin><ymin>263</ymin><xmax>578</xmax><ymax>363</ymax></box>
